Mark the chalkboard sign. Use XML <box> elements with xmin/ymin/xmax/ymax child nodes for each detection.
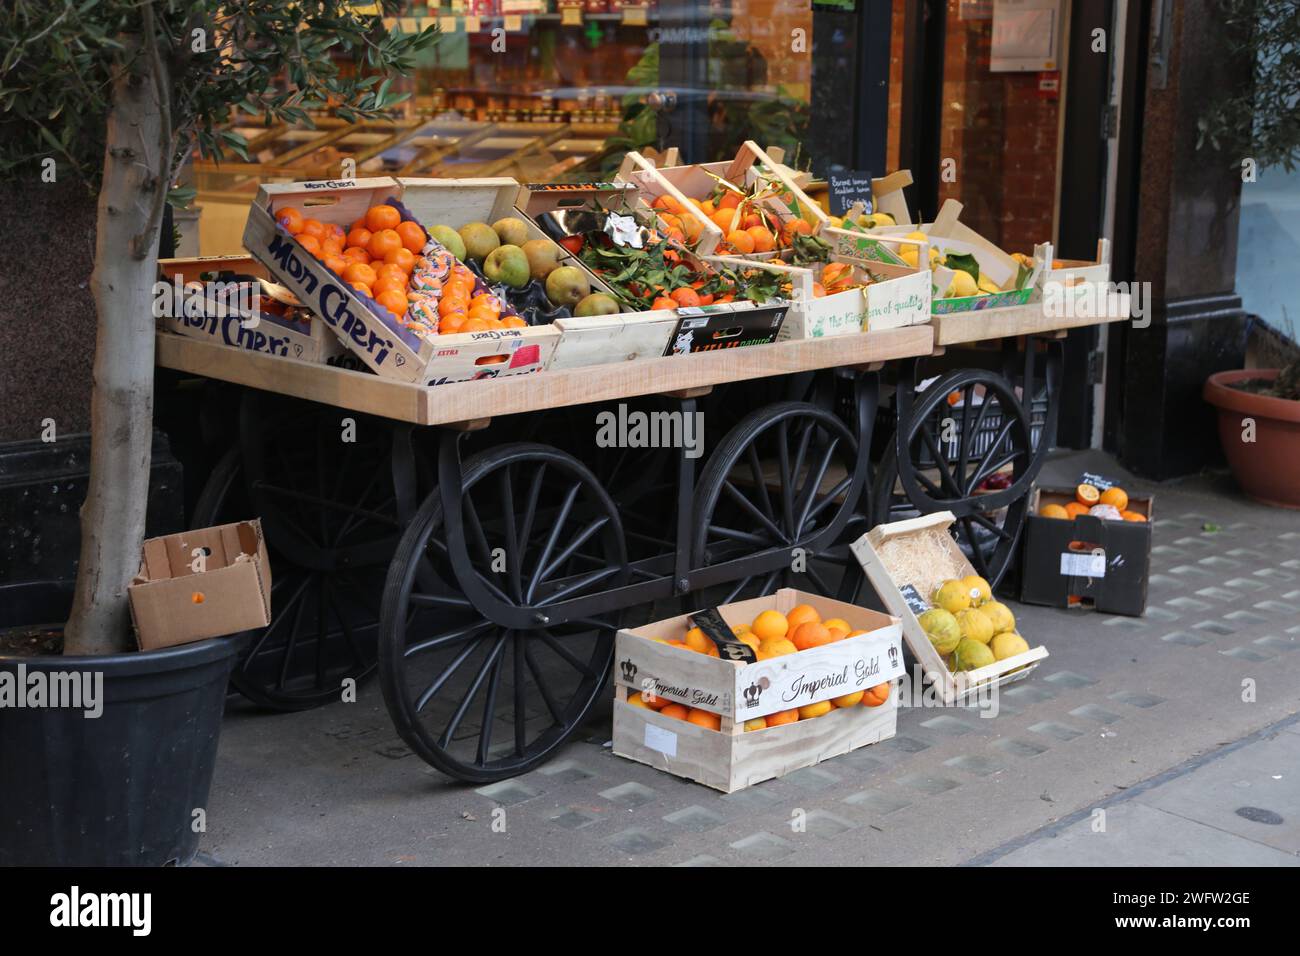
<box><xmin>1079</xmin><ymin>471</ymin><xmax>1116</xmax><ymax>490</ymax></box>
<box><xmin>826</xmin><ymin>167</ymin><xmax>874</xmax><ymax>217</ymax></box>
<box><xmin>899</xmin><ymin>584</ymin><xmax>931</xmax><ymax>616</ymax></box>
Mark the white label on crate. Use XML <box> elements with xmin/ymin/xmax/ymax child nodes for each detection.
<box><xmin>643</xmin><ymin>723</ymin><xmax>678</xmax><ymax>757</ymax></box>
<box><xmin>1060</xmin><ymin>551</ymin><xmax>1106</xmax><ymax>578</ymax></box>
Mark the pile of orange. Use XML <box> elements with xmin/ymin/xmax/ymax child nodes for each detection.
<box><xmin>1039</xmin><ymin>483</ymin><xmax>1147</xmax><ymax>523</ymax></box>
<box><xmin>631</xmin><ymin>603</ymin><xmax>892</xmax><ymax>731</ymax></box>
<box><xmin>275</xmin><ymin>203</ymin><xmax>430</xmax><ymax>322</ymax></box>
<box><xmin>649</xmin><ymin>189</ymin><xmax>813</xmax><ymax>255</ymax></box>
<box><xmin>430</xmin><ymin>264</ymin><xmax>527</xmax><ymax>335</ymax></box>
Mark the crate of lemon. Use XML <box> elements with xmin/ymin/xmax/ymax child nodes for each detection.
<box><xmin>852</xmin><ymin>512</ymin><xmax>1049</xmax><ymax>705</ymax></box>
<box><xmin>612</xmin><ymin>589</ymin><xmax>905</xmax><ymax>792</ymax></box>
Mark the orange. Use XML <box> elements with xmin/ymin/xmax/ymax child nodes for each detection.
<box><xmin>625</xmin><ymin>692</ymin><xmax>650</xmax><ymax>709</ymax></box>
<box><xmin>650</xmin><ymin>296</ymin><xmax>677</xmax><ymax>310</ymax></box>
<box><xmin>745</xmin><ymin>225</ymin><xmax>776</xmax><ymax>253</ymax></box>
<box><xmin>365</xmin><ymin>204</ymin><xmax>401</xmax><ymax>232</ymax></box>
<box><xmin>384</xmin><ymin>247</ymin><xmax>417</xmax><ymax>273</ymax></box>
<box><xmin>1064</xmin><ymin>502</ymin><xmax>1088</xmax><ymax>519</ymax></box>
<box><xmin>781</xmin><ymin>219</ymin><xmax>813</xmax><ymax>244</ymax></box>
<box><xmin>349</xmin><ymin>281</ymin><xmax>373</xmax><ymax>298</ymax></box>
<box><xmin>862</xmin><ymin>682</ymin><xmax>890</xmax><ymax>707</ymax></box>
<box><xmin>1099</xmin><ymin>486</ymin><xmax>1129</xmax><ymax>511</ymax></box>
<box><xmin>717</xmin><ymin>191</ymin><xmax>741</xmax><ymax>210</ymax></box>
<box><xmin>743</xmin><ymin>717</ymin><xmax>767</xmax><ymax>732</ymax></box>
<box><xmin>785</xmin><ymin>604</ymin><xmax>821</xmax><ymax>632</ymax></box>
<box><xmin>502</xmin><ymin>316</ymin><xmax>528</xmax><ymax>329</ymax></box>
<box><xmin>342</xmin><ymin>247</ymin><xmax>371</xmax><ymax>265</ymax></box>
<box><xmin>1121</xmin><ymin>510</ymin><xmax>1147</xmax><ymax>522</ymax></box>
<box><xmin>1076</xmin><ymin>483</ymin><xmax>1101</xmax><ymax>506</ymax></box>
<box><xmin>375</xmin><ymin>289</ymin><xmax>409</xmax><ymax>318</ymax></box>
<box><xmin>346</xmin><ymin>227</ymin><xmax>373</xmax><ymax>250</ymax></box>
<box><xmin>821</xmin><ymin>262</ymin><xmax>853</xmax><ymax>290</ymax></box>
<box><xmin>299</xmin><ymin>218</ymin><xmax>326</xmax><ymax>240</ymax></box>
<box><xmin>275</xmin><ymin>207</ymin><xmax>304</xmax><ymax>234</ymax></box>
<box><xmin>658</xmin><ymin>703</ymin><xmax>689</xmax><ymax>721</ymax></box>
<box><xmin>685</xmin><ymin>708</ymin><xmax>721</xmax><ymax>731</ymax></box>
<box><xmin>756</xmin><ymin>637</ymin><xmax>797</xmax><ymax>659</ymax></box>
<box><xmin>438</xmin><ymin>315</ymin><xmax>466</xmax><ymax>334</ymax></box>
<box><xmin>712</xmin><ymin>208</ymin><xmax>738</xmax><ymax>231</ymax></box>
<box><xmin>1039</xmin><ymin>503</ymin><xmax>1070</xmax><ymax>519</ymax></box>
<box><xmin>832</xmin><ymin>690</ymin><xmax>865</xmax><ymax>708</ymax></box>
<box><xmin>791</xmin><ymin>622</ymin><xmax>836</xmax><ymax>651</ymax></box>
<box><xmin>367</xmin><ymin>228</ymin><xmax>403</xmax><ymax>261</ymax></box>
<box><xmin>683</xmin><ymin>627</ymin><xmax>716</xmax><ymax>656</ymax></box>
<box><xmin>321</xmin><ymin>237</ymin><xmax>344</xmax><ymax>257</ymax></box>
<box><xmin>342</xmin><ymin>262</ymin><xmax>378</xmax><ymax>287</ymax></box>
<box><xmin>650</xmin><ymin>194</ymin><xmax>683</xmax><ymax>215</ymax></box>
<box><xmin>296</xmin><ymin>234</ymin><xmax>322</xmax><ymax>257</ymax></box>
<box><xmin>740</xmin><ymin>212</ymin><xmax>762</xmax><ymax>230</ymax></box>
<box><xmin>322</xmin><ymin>254</ymin><xmax>349</xmax><ymax>275</ymax></box>
<box><xmin>670</xmin><ymin>287</ymin><xmax>701</xmax><ymax>308</ymax></box>
<box><xmin>462</xmin><ymin>318</ymin><xmax>492</xmax><ymax>332</ymax></box>
<box><xmin>823</xmin><ymin>617</ymin><xmax>851</xmax><ymax>639</ymax></box>
<box><xmin>765</xmin><ymin>709</ymin><xmax>799</xmax><ymax>727</ymax></box>
<box><xmin>694</xmin><ymin>198</ymin><xmax>716</xmax><ymax>217</ymax></box>
<box><xmin>323</xmin><ymin>222</ymin><xmax>346</xmax><ymax>243</ymax></box>
<box><xmin>638</xmin><ymin>690</ymin><xmax>668</xmax><ymax>710</ymax></box>
<box><xmin>798</xmin><ymin>700</ymin><xmax>833</xmax><ymax>720</ymax></box>
<box><xmin>373</xmin><ymin>274</ymin><xmax>410</xmax><ymax>298</ymax></box>
<box><xmin>750</xmin><ymin>609</ymin><xmax>789</xmax><ymax>642</ymax></box>
<box><xmin>725</xmin><ymin>230</ymin><xmax>756</xmax><ymax>254</ymax></box>
<box><xmin>396</xmin><ymin>220</ymin><xmax>427</xmax><ymax>254</ymax></box>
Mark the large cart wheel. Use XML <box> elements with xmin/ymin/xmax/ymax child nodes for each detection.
<box><xmin>691</xmin><ymin>401</ymin><xmax>867</xmax><ymax>604</ymax></box>
<box><xmin>871</xmin><ymin>368</ymin><xmax>1036</xmax><ymax>587</ymax></box>
<box><xmin>191</xmin><ymin>394</ymin><xmax>403</xmax><ymax>710</ymax></box>
<box><xmin>379</xmin><ymin>443</ymin><xmax>628</xmax><ymax>783</ymax></box>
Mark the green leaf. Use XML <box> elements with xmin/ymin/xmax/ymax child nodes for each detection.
<box><xmin>945</xmin><ymin>252</ymin><xmax>981</xmax><ymax>284</ymax></box>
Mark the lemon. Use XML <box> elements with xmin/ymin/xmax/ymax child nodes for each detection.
<box><xmin>963</xmin><ymin>574</ymin><xmax>992</xmax><ymax>605</ymax></box>
<box><xmin>982</xmin><ymin>601</ymin><xmax>1016</xmax><ymax>635</ymax></box>
<box><xmin>978</xmin><ymin>274</ymin><xmax>1002</xmax><ymax>295</ymax></box>
<box><xmin>900</xmin><ymin>247</ymin><xmax>920</xmax><ymax>268</ymax></box>
<box><xmin>743</xmin><ymin>717</ymin><xmax>767</xmax><ymax>732</ymax></box>
<box><xmin>757</xmin><ymin>637</ymin><xmax>797</xmax><ymax>659</ymax></box>
<box><xmin>918</xmin><ymin>607</ymin><xmax>961</xmax><ymax>655</ymax></box>
<box><xmin>932</xmin><ymin>579</ymin><xmax>971</xmax><ymax>614</ymax></box>
<box><xmin>948</xmin><ymin>270</ymin><xmax>978</xmax><ymax>298</ymax></box>
<box><xmin>905</xmin><ymin>230</ymin><xmax>928</xmax><ymax>242</ymax></box>
<box><xmin>869</xmin><ymin>212</ymin><xmax>896</xmax><ymax>227</ymax></box>
<box><xmin>956</xmin><ymin>607</ymin><xmax>995</xmax><ymax>645</ymax></box>
<box><xmin>990</xmin><ymin>631</ymin><xmax>1030</xmax><ymax>661</ymax></box>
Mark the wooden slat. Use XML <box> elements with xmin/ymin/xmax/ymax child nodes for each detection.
<box><xmin>157</xmin><ymin>323</ymin><xmax>934</xmax><ymax>427</ymax></box>
<box><xmin>931</xmin><ymin>293</ymin><xmax>1131</xmax><ymax>346</ymax></box>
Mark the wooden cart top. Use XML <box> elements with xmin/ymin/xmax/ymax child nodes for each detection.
<box><xmin>930</xmin><ymin>295</ymin><xmax>1131</xmax><ymax>346</ymax></box>
<box><xmin>157</xmin><ymin>324</ymin><xmax>934</xmax><ymax>427</ymax></box>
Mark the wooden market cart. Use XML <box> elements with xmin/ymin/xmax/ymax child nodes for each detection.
<box><xmin>156</xmin><ymin>219</ymin><xmax>1128</xmax><ymax>786</ymax></box>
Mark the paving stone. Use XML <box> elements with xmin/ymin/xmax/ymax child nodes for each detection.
<box><xmin>729</xmin><ymin>831</ymin><xmax>794</xmax><ymax>860</ymax></box>
<box><xmin>1103</xmin><ymin>615</ymin><xmax>1147</xmax><ymax>628</ymax></box>
<box><xmin>1144</xmin><ymin>606</ymin><xmax>1180</xmax><ymax>622</ymax></box>
<box><xmin>1252</xmin><ymin>568</ymin><xmax>1295</xmax><ymax>582</ymax></box>
<box><xmin>1226</xmin><ymin>609</ymin><xmax>1268</xmax><ymax>625</ymax></box>
<box><xmin>1029</xmin><ymin>721</ymin><xmax>1084</xmax><ymax>741</ymax></box>
<box><xmin>1254</xmin><ymin>635</ymin><xmax>1298</xmax><ymax>652</ymax></box>
<box><xmin>1173</xmin><ymin>536</ymin><xmax>1213</xmax><ymax>550</ymax></box>
<box><xmin>1162</xmin><ymin>630</ymin><xmax>1209</xmax><ymax>647</ymax></box>
<box><xmin>599</xmin><ymin>781</ymin><xmax>658</xmax><ymax>808</ymax></box>
<box><xmin>1167</xmin><ymin>597</ymin><xmax>1212</xmax><ymax>613</ymax></box>
<box><xmin>1043</xmin><ymin>670</ymin><xmax>1097</xmax><ymax>689</ymax></box>
<box><xmin>1002</xmin><ymin>684</ymin><xmax>1057</xmax><ymax>704</ymax></box>
<box><xmin>606</xmin><ymin>828</ymin><xmax>671</xmax><ymax>855</ymax></box>
<box><xmin>782</xmin><ymin>766</ymin><xmax>841</xmax><ymax>791</ymax></box>
<box><xmin>537</xmin><ymin>760</ymin><xmax>596</xmax><ymax>784</ymax></box>
<box><xmin>843</xmin><ymin>789</ymin><xmax>912</xmax><ymax>814</ymax></box>
<box><xmin>1194</xmin><ymin>587</ymin><xmax>1238</xmax><ymax>602</ymax></box>
<box><xmin>1193</xmin><ymin>619</ymin><xmax>1236</xmax><ymax>636</ymax></box>
<box><xmin>1254</xmin><ymin>600</ymin><xmax>1299</xmax><ymax>616</ymax></box>
<box><xmin>836</xmin><ymin>750</ymin><xmax>886</xmax><ymax>773</ymax></box>
<box><xmin>1109</xmin><ymin>691</ymin><xmax>1166</xmax><ymax>709</ymax></box>
<box><xmin>1146</xmin><ymin>574</ymin><xmax>1183</xmax><ymax>591</ymax></box>
<box><xmin>881</xmin><ymin>735</ymin><xmax>931</xmax><ymax>754</ymax></box>
<box><xmin>1224</xmin><ymin>577</ymin><xmax>1270</xmax><ymax>592</ymax></box>
<box><xmin>720</xmin><ymin>783</ymin><xmax>782</xmax><ymax>811</ymax></box>
<box><xmin>896</xmin><ymin>773</ymin><xmax>961</xmax><ymax>795</ymax></box>
<box><xmin>993</xmin><ymin>737</ymin><xmax>1049</xmax><ymax>758</ymax></box>
<box><xmin>475</xmin><ymin>780</ymin><xmax>541</xmax><ymax>805</ymax></box>
<box><xmin>1226</xmin><ymin>548</ymin><xmax>1268</xmax><ymax>559</ymax></box>
<box><xmin>1169</xmin><ymin>564</ymin><xmax>1213</xmax><ymax>579</ymax></box>
<box><xmin>548</xmin><ymin>807</ymin><xmax>601</xmax><ymax>830</ymax></box>
<box><xmin>1069</xmin><ymin>704</ymin><xmax>1123</xmax><ymax>724</ymax></box>
<box><xmin>662</xmin><ymin>805</ymin><xmax>726</xmax><ymax>833</ymax></box>
<box><xmin>944</xmin><ymin>753</ymin><xmax>1006</xmax><ymax>777</ymax></box>
<box><xmin>1197</xmin><ymin>556</ymin><xmax>1241</xmax><ymax>571</ymax></box>
<box><xmin>674</xmin><ymin>854</ymin><xmax>725</xmax><ymax>867</ymax></box>
<box><xmin>800</xmin><ymin>809</ymin><xmax>858</xmax><ymax>838</ymax></box>
<box><xmin>919</xmin><ymin>715</ymin><xmax>978</xmax><ymax>737</ymax></box>
<box><xmin>1220</xmin><ymin>647</ymin><xmax>1274</xmax><ymax>662</ymax></box>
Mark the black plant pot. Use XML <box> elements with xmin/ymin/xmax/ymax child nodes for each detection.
<box><xmin>0</xmin><ymin>589</ymin><xmax>244</xmax><ymax>866</ymax></box>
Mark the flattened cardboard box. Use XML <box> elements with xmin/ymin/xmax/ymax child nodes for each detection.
<box><xmin>129</xmin><ymin>520</ymin><xmax>272</xmax><ymax>651</ymax></box>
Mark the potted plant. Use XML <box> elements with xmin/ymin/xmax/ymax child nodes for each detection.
<box><xmin>0</xmin><ymin>2</ymin><xmax>435</xmax><ymax>866</ymax></box>
<box><xmin>1198</xmin><ymin>0</ymin><xmax>1300</xmax><ymax>509</ymax></box>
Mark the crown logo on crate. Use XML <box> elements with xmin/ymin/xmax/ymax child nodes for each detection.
<box><xmin>620</xmin><ymin>658</ymin><xmax>638</xmax><ymax>682</ymax></box>
<box><xmin>888</xmin><ymin>645</ymin><xmax>899</xmax><ymax>665</ymax></box>
<box><xmin>742</xmin><ymin>681</ymin><xmax>763</xmax><ymax>706</ymax></box>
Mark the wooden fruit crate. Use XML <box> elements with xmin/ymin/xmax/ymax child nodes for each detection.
<box><xmin>704</xmin><ymin>233</ymin><xmax>931</xmax><ymax>340</ymax></box>
<box><xmin>851</xmin><ymin>512</ymin><xmax>1049</xmax><ymax>705</ymax></box>
<box><xmin>617</xmin><ymin>141</ymin><xmax>823</xmax><ymax>257</ymax></box>
<box><xmin>155</xmin><ymin>255</ymin><xmax>350</xmax><ymax>365</ymax></box>
<box><xmin>612</xmin><ymin>588</ymin><xmax>904</xmax><ymax>792</ymax></box>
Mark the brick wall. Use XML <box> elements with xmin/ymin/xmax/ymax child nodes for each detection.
<box><xmin>886</xmin><ymin>0</ymin><xmax>1060</xmax><ymax>254</ymax></box>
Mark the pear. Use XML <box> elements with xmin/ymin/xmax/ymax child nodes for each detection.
<box><xmin>458</xmin><ymin>222</ymin><xmax>500</xmax><ymax>262</ymax></box>
<box><xmin>544</xmin><ymin>265</ymin><xmax>590</xmax><ymax>308</ymax></box>
<box><xmin>430</xmin><ymin>225</ymin><xmax>466</xmax><ymax>261</ymax></box>
<box><xmin>493</xmin><ymin>217</ymin><xmax>530</xmax><ymax>247</ymax></box>
<box><xmin>483</xmin><ymin>244</ymin><xmax>530</xmax><ymax>289</ymax></box>
<box><xmin>574</xmin><ymin>293</ymin><xmax>621</xmax><ymax>317</ymax></box>
<box><xmin>521</xmin><ymin>239</ymin><xmax>560</xmax><ymax>281</ymax></box>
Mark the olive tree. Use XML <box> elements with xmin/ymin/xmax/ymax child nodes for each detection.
<box><xmin>0</xmin><ymin>1</ymin><xmax>436</xmax><ymax>654</ymax></box>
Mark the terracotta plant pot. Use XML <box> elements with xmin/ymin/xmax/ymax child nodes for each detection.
<box><xmin>1203</xmin><ymin>369</ymin><xmax>1300</xmax><ymax>509</ymax></box>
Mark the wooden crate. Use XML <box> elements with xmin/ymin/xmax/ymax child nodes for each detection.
<box><xmin>612</xmin><ymin>588</ymin><xmax>904</xmax><ymax>792</ymax></box>
<box><xmin>242</xmin><ymin>176</ymin><xmax>558</xmax><ymax>384</ymax></box>
<box><xmin>617</xmin><ymin>142</ymin><xmax>823</xmax><ymax>256</ymax></box>
<box><xmin>851</xmin><ymin>512</ymin><xmax>1049</xmax><ymax>705</ymax></box>
<box><xmin>1046</xmin><ymin>238</ymin><xmax>1111</xmax><ymax>287</ymax></box>
<box><xmin>155</xmin><ymin>255</ymin><xmax>349</xmax><ymax>365</ymax></box>
<box><xmin>705</xmin><ymin>234</ymin><xmax>931</xmax><ymax>340</ymax></box>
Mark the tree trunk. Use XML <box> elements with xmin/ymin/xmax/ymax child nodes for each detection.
<box><xmin>63</xmin><ymin>43</ymin><xmax>167</xmax><ymax>655</ymax></box>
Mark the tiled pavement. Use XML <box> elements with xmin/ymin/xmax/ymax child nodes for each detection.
<box><xmin>199</xmin><ymin>451</ymin><xmax>1300</xmax><ymax>866</ymax></box>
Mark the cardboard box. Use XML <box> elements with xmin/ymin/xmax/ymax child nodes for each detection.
<box><xmin>1020</xmin><ymin>487</ymin><xmax>1153</xmax><ymax>616</ymax></box>
<box><xmin>243</xmin><ymin>176</ymin><xmax>559</xmax><ymax>384</ymax></box>
<box><xmin>611</xmin><ymin>589</ymin><xmax>903</xmax><ymax>791</ymax></box>
<box><xmin>128</xmin><ymin>520</ymin><xmax>271</xmax><ymax>651</ymax></box>
<box><xmin>852</xmin><ymin>512</ymin><xmax>1049</xmax><ymax>704</ymax></box>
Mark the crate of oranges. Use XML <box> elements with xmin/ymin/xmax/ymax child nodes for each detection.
<box><xmin>612</xmin><ymin>589</ymin><xmax>903</xmax><ymax>792</ymax></box>
<box><xmin>1021</xmin><ymin>482</ymin><xmax>1154</xmax><ymax>616</ymax></box>
<box><xmin>617</xmin><ymin>141</ymin><xmax>825</xmax><ymax>259</ymax></box>
<box><xmin>243</xmin><ymin>177</ymin><xmax>559</xmax><ymax>384</ymax></box>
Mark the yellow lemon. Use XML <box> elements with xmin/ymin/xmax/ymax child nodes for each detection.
<box><xmin>832</xmin><ymin>690</ymin><xmax>865</xmax><ymax>708</ymax></box>
<box><xmin>932</xmin><ymin>579</ymin><xmax>971</xmax><ymax>614</ymax></box>
<box><xmin>990</xmin><ymin>632</ymin><xmax>1030</xmax><ymax>661</ymax></box>
<box><xmin>982</xmin><ymin>601</ymin><xmax>1016</xmax><ymax>635</ymax></box>
<box><xmin>956</xmin><ymin>607</ymin><xmax>995</xmax><ymax>645</ymax></box>
<box><xmin>798</xmin><ymin>700</ymin><xmax>833</xmax><ymax>719</ymax></box>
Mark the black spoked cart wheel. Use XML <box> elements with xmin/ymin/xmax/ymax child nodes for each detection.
<box><xmin>872</xmin><ymin>366</ymin><xmax>1041</xmax><ymax>587</ymax></box>
<box><xmin>191</xmin><ymin>392</ymin><xmax>404</xmax><ymax>710</ymax></box>
<box><xmin>379</xmin><ymin>443</ymin><xmax>628</xmax><ymax>783</ymax></box>
<box><xmin>690</xmin><ymin>401</ymin><xmax>868</xmax><ymax>605</ymax></box>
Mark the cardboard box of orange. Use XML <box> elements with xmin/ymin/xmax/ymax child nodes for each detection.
<box><xmin>128</xmin><ymin>520</ymin><xmax>271</xmax><ymax>651</ymax></box>
<box><xmin>611</xmin><ymin>588</ymin><xmax>903</xmax><ymax>792</ymax></box>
